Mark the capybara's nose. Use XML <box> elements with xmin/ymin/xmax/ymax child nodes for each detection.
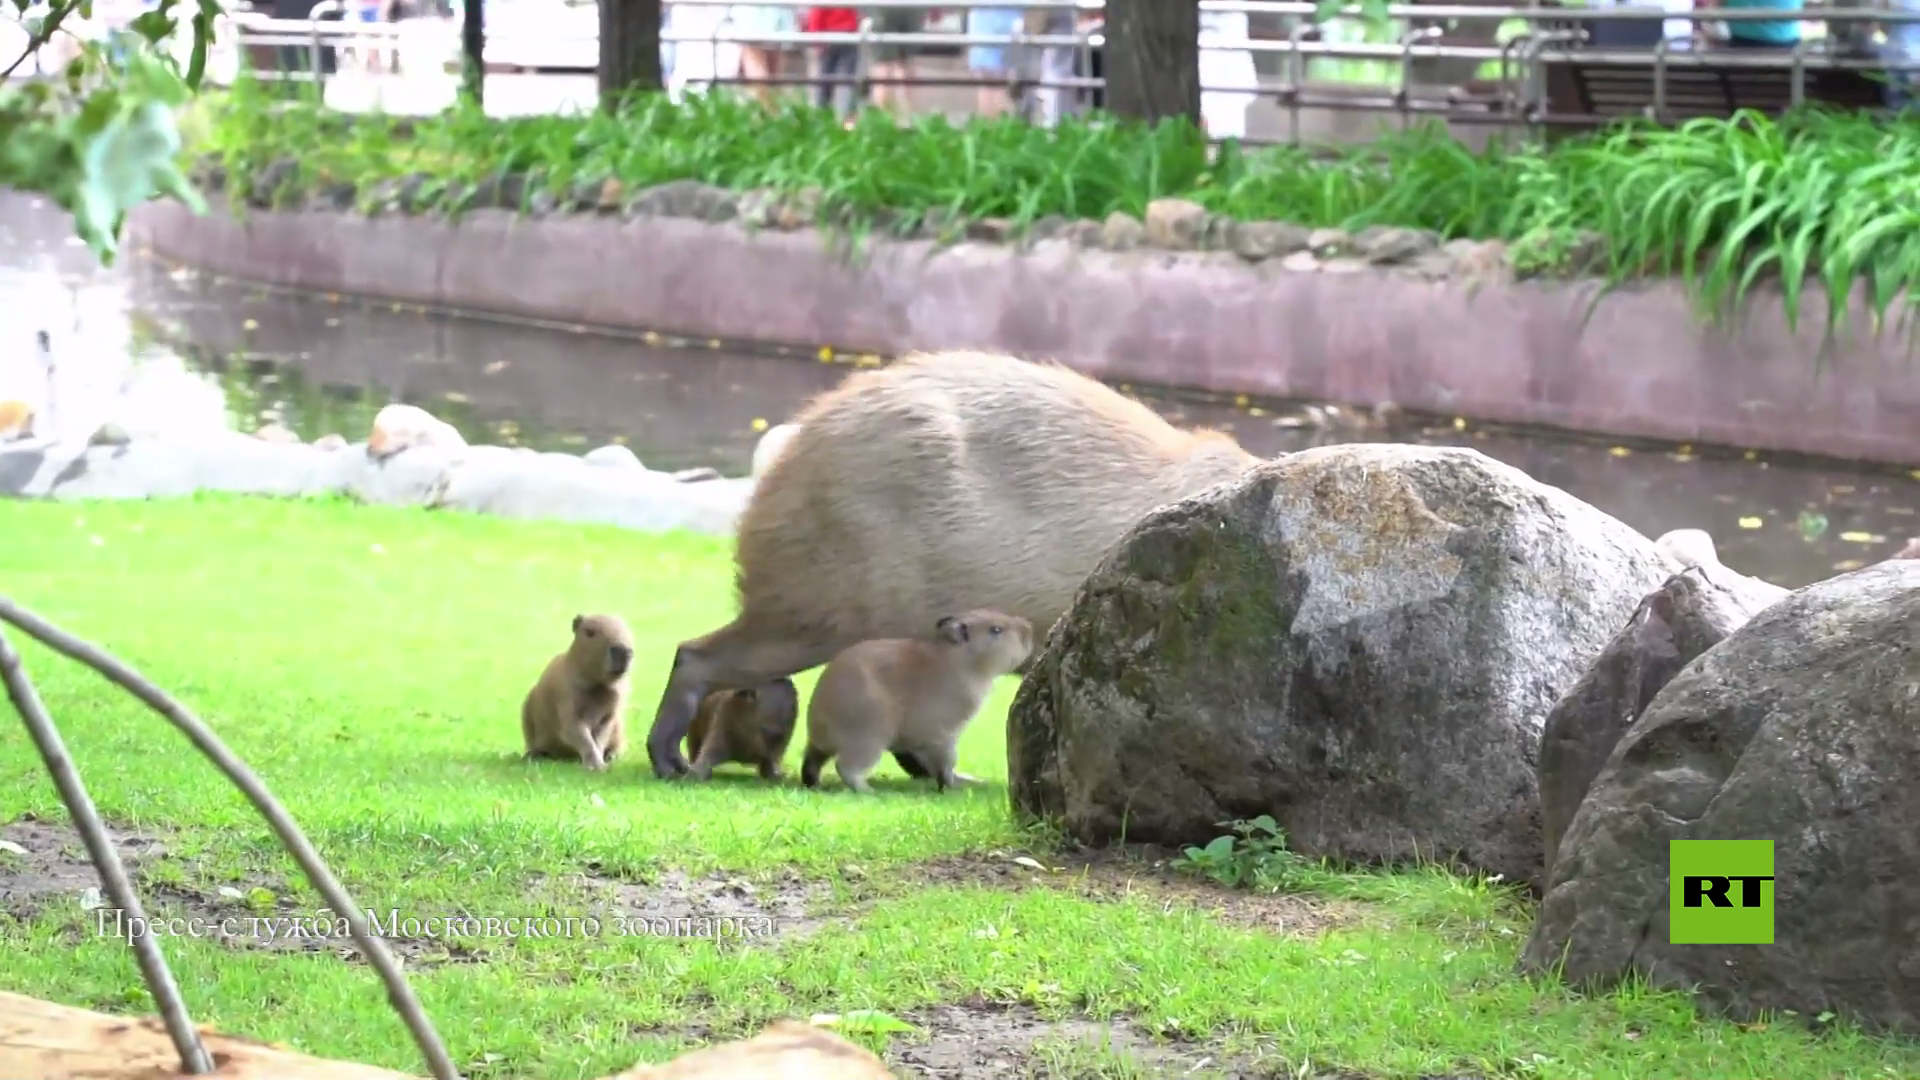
<box><xmin>609</xmin><ymin>645</ymin><xmax>633</xmax><ymax>670</ymax></box>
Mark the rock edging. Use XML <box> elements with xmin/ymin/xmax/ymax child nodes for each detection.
<box><xmin>0</xmin><ymin>427</ymin><xmax>754</xmax><ymax>536</ymax></box>
<box><xmin>128</xmin><ymin>188</ymin><xmax>1920</xmax><ymax>468</ymax></box>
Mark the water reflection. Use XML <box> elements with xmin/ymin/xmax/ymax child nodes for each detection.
<box><xmin>3</xmin><ymin>190</ymin><xmax>1916</xmax><ymax>590</ymax></box>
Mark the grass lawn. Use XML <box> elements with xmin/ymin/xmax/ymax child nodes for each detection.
<box><xmin>1</xmin><ymin>495</ymin><xmax>1915</xmax><ymax>1079</ymax></box>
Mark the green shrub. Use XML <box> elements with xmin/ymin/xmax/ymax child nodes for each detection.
<box><xmin>191</xmin><ymin>77</ymin><xmax>1920</xmax><ymax>338</ymax></box>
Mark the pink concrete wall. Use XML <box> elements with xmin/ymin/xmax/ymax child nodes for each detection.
<box><xmin>127</xmin><ymin>202</ymin><xmax>1920</xmax><ymax>467</ymax></box>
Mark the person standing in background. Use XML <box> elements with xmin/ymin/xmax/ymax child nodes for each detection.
<box><xmin>866</xmin><ymin>3</ymin><xmax>923</xmax><ymax>119</ymax></box>
<box><xmin>1701</xmin><ymin>0</ymin><xmax>1804</xmax><ymax>49</ymax></box>
<box><xmin>730</xmin><ymin>2</ymin><xmax>799</xmax><ymax>106</ymax></box>
<box><xmin>804</xmin><ymin>6</ymin><xmax>862</xmax><ymax>115</ymax></box>
<box><xmin>964</xmin><ymin>5</ymin><xmax>1021</xmax><ymax>116</ymax></box>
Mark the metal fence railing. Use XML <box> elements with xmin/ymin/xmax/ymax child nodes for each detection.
<box><xmin>33</xmin><ymin>1</ymin><xmax>1920</xmax><ymax>141</ymax></box>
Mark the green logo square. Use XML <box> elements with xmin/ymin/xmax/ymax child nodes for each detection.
<box><xmin>1669</xmin><ymin>839</ymin><xmax>1774</xmax><ymax>945</ymax></box>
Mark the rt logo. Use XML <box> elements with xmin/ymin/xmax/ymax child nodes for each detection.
<box><xmin>1669</xmin><ymin>839</ymin><xmax>1774</xmax><ymax>945</ymax></box>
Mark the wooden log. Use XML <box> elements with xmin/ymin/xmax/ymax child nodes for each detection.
<box><xmin>0</xmin><ymin>992</ymin><xmax>897</xmax><ymax>1080</ymax></box>
<box><xmin>0</xmin><ymin>990</ymin><xmax>417</xmax><ymax>1080</ymax></box>
<box><xmin>607</xmin><ymin>1020</ymin><xmax>895</xmax><ymax>1079</ymax></box>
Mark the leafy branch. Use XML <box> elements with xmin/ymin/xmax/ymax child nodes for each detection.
<box><xmin>0</xmin><ymin>0</ymin><xmax>224</xmax><ymax>263</ymax></box>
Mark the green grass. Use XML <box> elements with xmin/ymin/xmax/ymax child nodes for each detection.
<box><xmin>188</xmin><ymin>73</ymin><xmax>1920</xmax><ymax>342</ymax></box>
<box><xmin>3</xmin><ymin>495</ymin><xmax>1918</xmax><ymax>1078</ymax></box>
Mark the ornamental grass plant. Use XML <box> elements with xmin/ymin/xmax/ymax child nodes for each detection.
<box><xmin>192</xmin><ymin>77</ymin><xmax>1920</xmax><ymax>339</ymax></box>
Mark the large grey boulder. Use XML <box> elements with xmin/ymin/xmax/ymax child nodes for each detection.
<box><xmin>1521</xmin><ymin>560</ymin><xmax>1920</xmax><ymax>1034</ymax></box>
<box><xmin>1538</xmin><ymin>565</ymin><xmax>1787</xmax><ymax>878</ymax></box>
<box><xmin>1008</xmin><ymin>443</ymin><xmax>1673</xmax><ymax>889</ymax></box>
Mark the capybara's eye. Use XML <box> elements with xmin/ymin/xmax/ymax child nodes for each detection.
<box><xmin>990</xmin><ymin>625</ymin><xmax>1003</xmax><ymax>635</ymax></box>
<box><xmin>585</xmin><ymin>628</ymin><xmax>598</xmax><ymax>637</ymax></box>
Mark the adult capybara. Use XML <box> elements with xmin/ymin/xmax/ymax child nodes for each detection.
<box><xmin>644</xmin><ymin>349</ymin><xmax>1261</xmax><ymax>778</ymax></box>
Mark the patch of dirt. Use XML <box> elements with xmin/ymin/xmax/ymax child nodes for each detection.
<box><xmin>0</xmin><ymin>818</ymin><xmax>171</xmax><ymax>919</ymax></box>
<box><xmin>0</xmin><ymin>816</ymin><xmax>480</xmax><ymax>967</ymax></box>
<box><xmin>904</xmin><ymin>846</ymin><xmax>1365</xmax><ymax>939</ymax></box>
<box><xmin>883</xmin><ymin>1001</ymin><xmax>1489</xmax><ymax>1079</ymax></box>
<box><xmin>888</xmin><ymin>1001</ymin><xmax>1246</xmax><ymax>1078</ymax></box>
<box><xmin>556</xmin><ymin>865</ymin><xmax>838</xmax><ymax>944</ymax></box>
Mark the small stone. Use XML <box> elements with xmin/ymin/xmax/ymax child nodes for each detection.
<box><xmin>1280</xmin><ymin>250</ymin><xmax>1321</xmax><ymax>273</ymax></box>
<box><xmin>1143</xmin><ymin>197</ymin><xmax>1210</xmax><ymax>250</ymax></box>
<box><xmin>737</xmin><ymin>188</ymin><xmax>780</xmax><ymax>228</ymax></box>
<box><xmin>628</xmin><ymin>180</ymin><xmax>739</xmax><ymax>223</ymax></box>
<box><xmin>1566</xmin><ymin>229</ymin><xmax>1610</xmax><ymax>275</ymax></box>
<box><xmin>474</xmin><ymin>172</ymin><xmax>528</xmax><ymax>211</ymax></box>
<box><xmin>1355</xmin><ymin>225</ymin><xmax>1439</xmax><ymax>265</ymax></box>
<box><xmin>89</xmin><ymin>421</ymin><xmax>131</xmax><ymax>447</ymax></box>
<box><xmin>1306</xmin><ymin>227</ymin><xmax>1351</xmax><ymax>255</ymax></box>
<box><xmin>1062</xmin><ymin>220</ymin><xmax>1105</xmax><ymax>248</ymax></box>
<box><xmin>1023</xmin><ymin>215</ymin><xmax>1069</xmax><ymax>244</ymax></box>
<box><xmin>367</xmin><ymin>403</ymin><xmax>466</xmax><ymax>460</ymax></box>
<box><xmin>395</xmin><ymin>173</ymin><xmax>432</xmax><ymax>213</ymax></box>
<box><xmin>253</xmin><ymin>423</ymin><xmax>301</xmax><ymax>445</ymax></box>
<box><xmin>965</xmin><ymin>217</ymin><xmax>1014</xmax><ymax>243</ymax></box>
<box><xmin>670</xmin><ymin>467</ymin><xmax>723</xmax><ymax>483</ymax></box>
<box><xmin>566</xmin><ymin>177</ymin><xmax>601</xmax><ymax>213</ymax></box>
<box><xmin>0</xmin><ymin>399</ymin><xmax>33</xmax><ymax>441</ymax></box>
<box><xmin>1100</xmin><ymin>211</ymin><xmax>1145</xmax><ymax>251</ymax></box>
<box><xmin>317</xmin><ymin>181</ymin><xmax>357</xmax><ymax>211</ymax></box>
<box><xmin>596</xmin><ymin>177</ymin><xmax>624</xmax><ymax>213</ymax></box>
<box><xmin>771</xmin><ymin>188</ymin><xmax>822</xmax><ymax>230</ymax></box>
<box><xmin>1228</xmin><ymin>220</ymin><xmax>1312</xmax><ymax>262</ymax></box>
<box><xmin>1448</xmin><ymin>239</ymin><xmax>1510</xmax><ymax>280</ymax></box>
<box><xmin>583</xmin><ymin>444</ymin><xmax>644</xmax><ymax>469</ymax></box>
<box><xmin>528</xmin><ymin>189</ymin><xmax>561</xmax><ymax>216</ymax></box>
<box><xmin>1407</xmin><ymin>252</ymin><xmax>1456</xmax><ymax>280</ymax></box>
<box><xmin>313</xmin><ymin>433</ymin><xmax>349</xmax><ymax>452</ymax></box>
<box><xmin>1321</xmin><ymin>258</ymin><xmax>1369</xmax><ymax>275</ymax></box>
<box><xmin>917</xmin><ymin>206</ymin><xmax>965</xmax><ymax>242</ymax></box>
<box><xmin>255</xmin><ymin>157</ymin><xmax>301</xmax><ymax>207</ymax></box>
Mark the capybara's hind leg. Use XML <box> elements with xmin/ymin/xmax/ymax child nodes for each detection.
<box><xmin>892</xmin><ymin>751</ymin><xmax>930</xmax><ymax>778</ymax></box>
<box><xmin>834</xmin><ymin>742</ymin><xmax>884</xmax><ymax>794</ymax></box>
<box><xmin>646</xmin><ymin>620</ymin><xmax>836</xmax><ymax>780</ymax></box>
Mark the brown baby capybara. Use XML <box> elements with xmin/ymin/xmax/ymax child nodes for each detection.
<box><xmin>644</xmin><ymin>349</ymin><xmax>1260</xmax><ymax>778</ymax></box>
<box><xmin>802</xmin><ymin>610</ymin><xmax>1035</xmax><ymax>794</ymax></box>
<box><xmin>522</xmin><ymin>614</ymin><xmax>635</xmax><ymax>770</ymax></box>
<box><xmin>684</xmin><ymin>678</ymin><xmax>800</xmax><ymax>781</ymax></box>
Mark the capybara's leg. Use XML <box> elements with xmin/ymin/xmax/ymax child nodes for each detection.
<box><xmin>801</xmin><ymin>746</ymin><xmax>833</xmax><ymax>788</ymax></box>
<box><xmin>917</xmin><ymin>743</ymin><xmax>960</xmax><ymax>793</ymax></box>
<box><xmin>646</xmin><ymin>621</ymin><xmax>836</xmax><ymax>779</ymax></box>
<box><xmin>687</xmin><ymin>724</ymin><xmax>728</xmax><ymax>781</ymax></box>
<box><xmin>567</xmin><ymin>722</ymin><xmax>607</xmax><ymax>771</ymax></box>
<box><xmin>834</xmin><ymin>742</ymin><xmax>884</xmax><ymax>794</ymax></box>
<box><xmin>601</xmin><ymin>716</ymin><xmax>626</xmax><ymax>764</ymax></box>
<box><xmin>891</xmin><ymin>751</ymin><xmax>930</xmax><ymax>779</ymax></box>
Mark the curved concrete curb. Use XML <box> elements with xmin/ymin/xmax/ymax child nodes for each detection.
<box><xmin>0</xmin><ymin>432</ymin><xmax>753</xmax><ymax>535</ymax></box>
<box><xmin>127</xmin><ymin>200</ymin><xmax>1920</xmax><ymax>467</ymax></box>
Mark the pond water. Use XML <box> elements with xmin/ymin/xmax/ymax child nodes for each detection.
<box><xmin>3</xmin><ymin>190</ymin><xmax>1915</xmax><ymax>590</ymax></box>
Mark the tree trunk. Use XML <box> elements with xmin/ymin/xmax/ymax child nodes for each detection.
<box><xmin>459</xmin><ymin>0</ymin><xmax>484</xmax><ymax>106</ymax></box>
<box><xmin>1101</xmin><ymin>0</ymin><xmax>1200</xmax><ymax>127</ymax></box>
<box><xmin>598</xmin><ymin>0</ymin><xmax>663</xmax><ymax>105</ymax></box>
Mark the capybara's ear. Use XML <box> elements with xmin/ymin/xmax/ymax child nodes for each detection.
<box><xmin>936</xmin><ymin>616</ymin><xmax>968</xmax><ymax>644</ymax></box>
<box><xmin>571</xmin><ymin>614</ymin><xmax>582</xmax><ymax>633</ymax></box>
